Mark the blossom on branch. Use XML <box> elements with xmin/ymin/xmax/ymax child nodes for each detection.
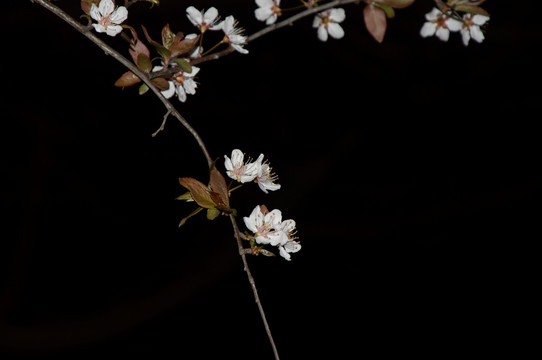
<box><xmin>460</xmin><ymin>13</ymin><xmax>489</xmax><ymax>46</ymax></box>
<box><xmin>312</xmin><ymin>8</ymin><xmax>346</xmax><ymax>42</ymax></box>
<box><xmin>186</xmin><ymin>6</ymin><xmax>221</xmax><ymax>33</ymax></box>
<box><xmin>90</xmin><ymin>0</ymin><xmax>128</xmax><ymax>37</ymax></box>
<box><xmin>244</xmin><ymin>205</ymin><xmax>283</xmax><ymax>246</ymax></box>
<box><xmin>224</xmin><ymin>149</ymin><xmax>262</xmax><ymax>183</ymax></box>
<box><xmin>255</xmin><ymin>160</ymin><xmax>281</xmax><ymax>194</ymax></box>
<box><xmin>219</xmin><ymin>16</ymin><xmax>249</xmax><ymax>54</ymax></box>
<box><xmin>255</xmin><ymin>0</ymin><xmax>281</xmax><ymax>25</ymax></box>
<box><xmin>152</xmin><ymin>65</ymin><xmax>200</xmax><ymax>102</ymax></box>
<box><xmin>243</xmin><ymin>205</ymin><xmax>301</xmax><ymax>261</ymax></box>
<box><xmin>420</xmin><ymin>8</ymin><xmax>462</xmax><ymax>42</ymax></box>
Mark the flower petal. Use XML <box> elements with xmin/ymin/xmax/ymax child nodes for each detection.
<box><xmin>317</xmin><ymin>26</ymin><xmax>328</xmax><ymax>41</ymax></box>
<box><xmin>186</xmin><ymin>6</ymin><xmax>203</xmax><ymax>25</ymax></box>
<box><xmin>110</xmin><ymin>6</ymin><xmax>128</xmax><ymax>24</ymax></box>
<box><xmin>327</xmin><ymin>23</ymin><xmax>344</xmax><ymax>39</ymax></box>
<box><xmin>99</xmin><ymin>0</ymin><xmax>115</xmax><ymax>16</ymax></box>
<box><xmin>329</xmin><ymin>8</ymin><xmax>345</xmax><ymax>23</ymax></box>
<box><xmin>420</xmin><ymin>22</ymin><xmax>436</xmax><ymax>38</ymax></box>
<box><xmin>90</xmin><ymin>4</ymin><xmax>101</xmax><ymax>21</ymax></box>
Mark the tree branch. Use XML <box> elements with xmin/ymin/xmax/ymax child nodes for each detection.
<box><xmin>31</xmin><ymin>1</ymin><xmax>281</xmax><ymax>359</ymax></box>
<box><xmin>229</xmin><ymin>214</ymin><xmax>280</xmax><ymax>360</ymax></box>
<box><xmin>31</xmin><ymin>0</ymin><xmax>213</xmax><ymax>168</ymax></box>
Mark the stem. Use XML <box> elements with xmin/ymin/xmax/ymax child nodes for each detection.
<box><xmin>31</xmin><ymin>0</ymin><xmax>213</xmax><ymax>168</ymax></box>
<box><xmin>229</xmin><ymin>214</ymin><xmax>280</xmax><ymax>360</ymax></box>
<box><xmin>31</xmin><ymin>1</ymin><xmax>280</xmax><ymax>359</ymax></box>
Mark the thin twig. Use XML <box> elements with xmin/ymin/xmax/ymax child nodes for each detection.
<box><xmin>152</xmin><ymin>109</ymin><xmax>171</xmax><ymax>137</ymax></box>
<box><xmin>31</xmin><ymin>1</ymin><xmax>280</xmax><ymax>359</ymax></box>
<box><xmin>31</xmin><ymin>0</ymin><xmax>213</xmax><ymax>168</ymax></box>
<box><xmin>229</xmin><ymin>214</ymin><xmax>280</xmax><ymax>360</ymax></box>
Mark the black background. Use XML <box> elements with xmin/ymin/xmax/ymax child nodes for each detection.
<box><xmin>1</xmin><ymin>1</ymin><xmax>540</xmax><ymax>359</ymax></box>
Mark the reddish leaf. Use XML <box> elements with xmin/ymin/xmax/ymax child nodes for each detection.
<box><xmin>454</xmin><ymin>4</ymin><xmax>490</xmax><ymax>16</ymax></box>
<box><xmin>128</xmin><ymin>30</ymin><xmax>151</xmax><ymax>66</ymax></box>
<box><xmin>114</xmin><ymin>71</ymin><xmax>141</xmax><ymax>88</ymax></box>
<box><xmin>178</xmin><ymin>177</ymin><xmax>216</xmax><ymax>209</ymax></box>
<box><xmin>151</xmin><ymin>77</ymin><xmax>170</xmax><ymax>91</ymax></box>
<box><xmin>364</xmin><ymin>4</ymin><xmax>387</xmax><ymax>43</ymax></box>
<box><xmin>171</xmin><ymin>35</ymin><xmax>199</xmax><ymax>58</ymax></box>
<box><xmin>209</xmin><ymin>164</ymin><xmax>231</xmax><ymax>213</ymax></box>
<box><xmin>162</xmin><ymin>24</ymin><xmax>176</xmax><ymax>50</ymax></box>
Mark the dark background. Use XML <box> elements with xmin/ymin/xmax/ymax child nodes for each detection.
<box><xmin>1</xmin><ymin>0</ymin><xmax>540</xmax><ymax>358</ymax></box>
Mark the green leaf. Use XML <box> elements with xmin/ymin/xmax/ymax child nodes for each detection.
<box><xmin>142</xmin><ymin>24</ymin><xmax>172</xmax><ymax>60</ymax></box>
<box><xmin>114</xmin><ymin>71</ymin><xmax>141</xmax><ymax>88</ymax></box>
<box><xmin>259</xmin><ymin>248</ymin><xmax>276</xmax><ymax>257</ymax></box>
<box><xmin>175</xmin><ymin>191</ymin><xmax>193</xmax><ymax>201</ymax></box>
<box><xmin>137</xmin><ymin>53</ymin><xmax>152</xmax><ymax>73</ymax></box>
<box><xmin>138</xmin><ymin>83</ymin><xmax>149</xmax><ymax>95</ymax></box>
<box><xmin>373</xmin><ymin>2</ymin><xmax>395</xmax><ymax>19</ymax></box>
<box><xmin>178</xmin><ymin>207</ymin><xmax>203</xmax><ymax>227</ymax></box>
<box><xmin>206</xmin><ymin>208</ymin><xmax>220</xmax><ymax>220</ymax></box>
<box><xmin>173</xmin><ymin>58</ymin><xmax>192</xmax><ymax>74</ymax></box>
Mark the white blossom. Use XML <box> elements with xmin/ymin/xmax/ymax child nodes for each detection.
<box><xmin>255</xmin><ymin>159</ymin><xmax>281</xmax><ymax>194</ymax></box>
<box><xmin>275</xmin><ymin>219</ymin><xmax>300</xmax><ymax>261</ymax></box>
<box><xmin>243</xmin><ymin>205</ymin><xmax>283</xmax><ymax>245</ymax></box>
<box><xmin>420</xmin><ymin>8</ymin><xmax>462</xmax><ymax>42</ymax></box>
<box><xmin>90</xmin><ymin>0</ymin><xmax>128</xmax><ymax>37</ymax></box>
<box><xmin>224</xmin><ymin>149</ymin><xmax>262</xmax><ymax>183</ymax></box>
<box><xmin>219</xmin><ymin>16</ymin><xmax>249</xmax><ymax>54</ymax></box>
<box><xmin>186</xmin><ymin>6</ymin><xmax>221</xmax><ymax>32</ymax></box>
<box><xmin>460</xmin><ymin>13</ymin><xmax>489</xmax><ymax>46</ymax></box>
<box><xmin>312</xmin><ymin>8</ymin><xmax>345</xmax><ymax>42</ymax></box>
<box><xmin>152</xmin><ymin>65</ymin><xmax>200</xmax><ymax>103</ymax></box>
<box><xmin>255</xmin><ymin>0</ymin><xmax>281</xmax><ymax>25</ymax></box>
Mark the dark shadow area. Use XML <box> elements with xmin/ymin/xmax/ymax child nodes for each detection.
<box><xmin>1</xmin><ymin>1</ymin><xmax>539</xmax><ymax>358</ymax></box>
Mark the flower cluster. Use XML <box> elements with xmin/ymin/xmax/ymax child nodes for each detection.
<box><xmin>420</xmin><ymin>7</ymin><xmax>490</xmax><ymax>46</ymax></box>
<box><xmin>155</xmin><ymin>6</ymin><xmax>248</xmax><ymax>101</ymax></box>
<box><xmin>223</xmin><ymin>149</ymin><xmax>299</xmax><ymax>260</ymax></box>
<box><xmin>224</xmin><ymin>149</ymin><xmax>280</xmax><ymax>194</ymax></box>
<box><xmin>244</xmin><ymin>205</ymin><xmax>300</xmax><ymax>261</ymax></box>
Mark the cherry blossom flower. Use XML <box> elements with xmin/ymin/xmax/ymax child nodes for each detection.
<box><xmin>420</xmin><ymin>8</ymin><xmax>462</xmax><ymax>42</ymax></box>
<box><xmin>219</xmin><ymin>16</ymin><xmax>249</xmax><ymax>54</ymax></box>
<box><xmin>255</xmin><ymin>0</ymin><xmax>281</xmax><ymax>25</ymax></box>
<box><xmin>152</xmin><ymin>65</ymin><xmax>200</xmax><ymax>102</ymax></box>
<box><xmin>278</xmin><ymin>237</ymin><xmax>301</xmax><ymax>261</ymax></box>
<box><xmin>224</xmin><ymin>150</ymin><xmax>262</xmax><ymax>183</ymax></box>
<box><xmin>312</xmin><ymin>8</ymin><xmax>345</xmax><ymax>42</ymax></box>
<box><xmin>186</xmin><ymin>6</ymin><xmax>221</xmax><ymax>33</ymax></box>
<box><xmin>90</xmin><ymin>0</ymin><xmax>128</xmax><ymax>37</ymax></box>
<box><xmin>243</xmin><ymin>205</ymin><xmax>283</xmax><ymax>245</ymax></box>
<box><xmin>255</xmin><ymin>159</ymin><xmax>281</xmax><ymax>194</ymax></box>
<box><xmin>460</xmin><ymin>13</ymin><xmax>489</xmax><ymax>46</ymax></box>
<box><xmin>274</xmin><ymin>218</ymin><xmax>300</xmax><ymax>261</ymax></box>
